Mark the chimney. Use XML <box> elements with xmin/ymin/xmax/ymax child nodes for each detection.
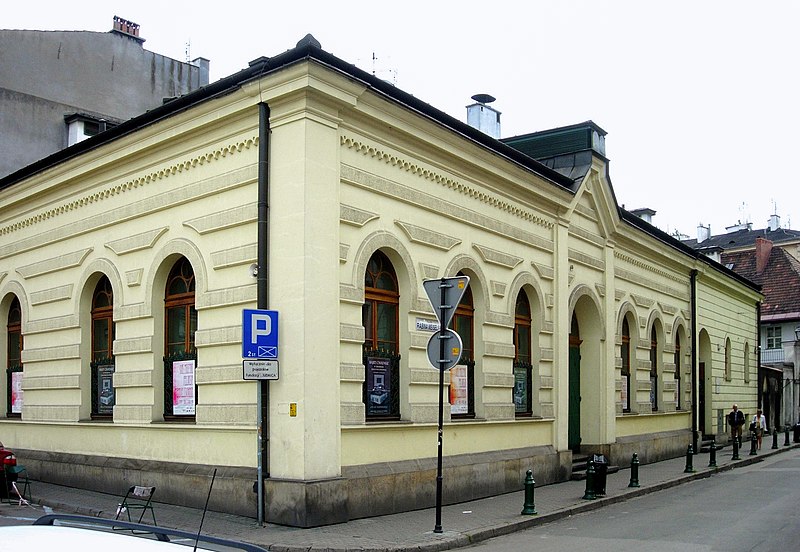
<box><xmin>697</xmin><ymin>224</ymin><xmax>711</xmax><ymax>244</ymax></box>
<box><xmin>466</xmin><ymin>94</ymin><xmax>501</xmax><ymax>139</ymax></box>
<box><xmin>112</xmin><ymin>16</ymin><xmax>144</xmax><ymax>43</ymax></box>
<box><xmin>768</xmin><ymin>214</ymin><xmax>781</xmax><ymax>231</ymax></box>
<box><xmin>755</xmin><ymin>237</ymin><xmax>773</xmax><ymax>274</ymax></box>
<box><xmin>631</xmin><ymin>208</ymin><xmax>656</xmax><ymax>224</ymax></box>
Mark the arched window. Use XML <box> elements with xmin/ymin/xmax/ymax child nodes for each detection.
<box><xmin>91</xmin><ymin>277</ymin><xmax>115</xmax><ymax>418</ymax></box>
<box><xmin>362</xmin><ymin>251</ymin><xmax>400</xmax><ymax>420</ymax></box>
<box><xmin>451</xmin><ymin>275</ymin><xmax>474</xmax><ymax>418</ymax></box>
<box><xmin>621</xmin><ymin>318</ymin><xmax>631</xmax><ymax>413</ymax></box>
<box><xmin>513</xmin><ymin>292</ymin><xmax>532</xmax><ymax>416</ymax></box>
<box><xmin>744</xmin><ymin>342</ymin><xmax>750</xmax><ymax>383</ymax></box>
<box><xmin>6</xmin><ymin>297</ymin><xmax>22</xmax><ymax>417</ymax></box>
<box><xmin>650</xmin><ymin>326</ymin><xmax>658</xmax><ymax>411</ymax></box>
<box><xmin>724</xmin><ymin>338</ymin><xmax>732</xmax><ymax>381</ymax></box>
<box><xmin>674</xmin><ymin>331</ymin><xmax>682</xmax><ymax>410</ymax></box>
<box><xmin>164</xmin><ymin>258</ymin><xmax>197</xmax><ymax>419</ymax></box>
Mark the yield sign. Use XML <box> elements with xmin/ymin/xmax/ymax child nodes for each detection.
<box><xmin>422</xmin><ymin>276</ymin><xmax>470</xmax><ymax>329</ymax></box>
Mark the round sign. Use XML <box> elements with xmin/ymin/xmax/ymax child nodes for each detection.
<box><xmin>426</xmin><ymin>329</ymin><xmax>463</xmax><ymax>371</ymax></box>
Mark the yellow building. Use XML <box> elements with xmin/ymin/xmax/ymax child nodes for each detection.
<box><xmin>0</xmin><ymin>36</ymin><xmax>760</xmax><ymax>526</ymax></box>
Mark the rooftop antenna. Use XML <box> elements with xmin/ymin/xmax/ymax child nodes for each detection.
<box><xmin>366</xmin><ymin>52</ymin><xmax>397</xmax><ymax>85</ymax></box>
<box><xmin>185</xmin><ymin>40</ymin><xmax>191</xmax><ymax>63</ymax></box>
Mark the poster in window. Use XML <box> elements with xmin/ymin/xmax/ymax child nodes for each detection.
<box><xmin>621</xmin><ymin>376</ymin><xmax>628</xmax><ymax>410</ymax></box>
<box><xmin>513</xmin><ymin>367</ymin><xmax>528</xmax><ymax>413</ymax></box>
<box><xmin>450</xmin><ymin>364</ymin><xmax>469</xmax><ymax>415</ymax></box>
<box><xmin>366</xmin><ymin>357</ymin><xmax>391</xmax><ymax>416</ymax></box>
<box><xmin>10</xmin><ymin>372</ymin><xmax>23</xmax><ymax>414</ymax></box>
<box><xmin>172</xmin><ymin>359</ymin><xmax>196</xmax><ymax>415</ymax></box>
<box><xmin>97</xmin><ymin>365</ymin><xmax>115</xmax><ymax>415</ymax></box>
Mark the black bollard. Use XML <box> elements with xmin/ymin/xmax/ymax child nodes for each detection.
<box><xmin>628</xmin><ymin>452</ymin><xmax>640</xmax><ymax>488</ymax></box>
<box><xmin>582</xmin><ymin>459</ymin><xmax>597</xmax><ymax>500</ymax></box>
<box><xmin>772</xmin><ymin>428</ymin><xmax>779</xmax><ymax>449</ymax></box>
<box><xmin>732</xmin><ymin>435</ymin><xmax>741</xmax><ymax>460</ymax></box>
<box><xmin>684</xmin><ymin>444</ymin><xmax>695</xmax><ymax>473</ymax></box>
<box><xmin>521</xmin><ymin>469</ymin><xmax>537</xmax><ymax>515</ymax></box>
<box><xmin>785</xmin><ymin>426</ymin><xmax>791</xmax><ymax>447</ymax></box>
<box><xmin>749</xmin><ymin>431</ymin><xmax>757</xmax><ymax>456</ymax></box>
<box><xmin>708</xmin><ymin>440</ymin><xmax>717</xmax><ymax>468</ymax></box>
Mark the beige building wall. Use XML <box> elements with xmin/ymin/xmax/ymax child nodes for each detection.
<box><xmin>0</xmin><ymin>47</ymin><xmax>761</xmax><ymax>526</ymax></box>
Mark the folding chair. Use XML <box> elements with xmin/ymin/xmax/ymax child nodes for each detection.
<box><xmin>115</xmin><ymin>485</ymin><xmax>157</xmax><ymax>526</ymax></box>
<box><xmin>6</xmin><ymin>465</ymin><xmax>31</xmax><ymax>505</ymax></box>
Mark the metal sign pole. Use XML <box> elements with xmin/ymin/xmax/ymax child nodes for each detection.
<box><xmin>434</xmin><ymin>277</ymin><xmax>450</xmax><ymax>534</ymax></box>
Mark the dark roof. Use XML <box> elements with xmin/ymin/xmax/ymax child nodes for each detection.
<box><xmin>0</xmin><ymin>35</ymin><xmax>764</xmax><ymax>295</ymax></box>
<box><xmin>0</xmin><ymin>34</ymin><xmax>575</xmax><ymax>193</ymax></box>
<box><xmin>722</xmin><ymin>247</ymin><xmax>800</xmax><ymax>320</ymax></box>
<box><xmin>684</xmin><ymin>226</ymin><xmax>800</xmax><ymax>251</ymax></box>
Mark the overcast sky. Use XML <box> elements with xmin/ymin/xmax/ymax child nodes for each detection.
<box><xmin>6</xmin><ymin>1</ymin><xmax>799</xmax><ymax>239</ymax></box>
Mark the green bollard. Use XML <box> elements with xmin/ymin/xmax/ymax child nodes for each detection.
<box><xmin>785</xmin><ymin>426</ymin><xmax>791</xmax><ymax>447</ymax></box>
<box><xmin>684</xmin><ymin>444</ymin><xmax>695</xmax><ymax>473</ymax></box>
<box><xmin>628</xmin><ymin>452</ymin><xmax>640</xmax><ymax>488</ymax></box>
<box><xmin>732</xmin><ymin>436</ymin><xmax>741</xmax><ymax>460</ymax></box>
<box><xmin>749</xmin><ymin>431</ymin><xmax>758</xmax><ymax>456</ymax></box>
<box><xmin>772</xmin><ymin>428</ymin><xmax>779</xmax><ymax>449</ymax></box>
<box><xmin>708</xmin><ymin>440</ymin><xmax>717</xmax><ymax>468</ymax></box>
<box><xmin>582</xmin><ymin>459</ymin><xmax>597</xmax><ymax>500</ymax></box>
<box><xmin>521</xmin><ymin>469</ymin><xmax>537</xmax><ymax>515</ymax></box>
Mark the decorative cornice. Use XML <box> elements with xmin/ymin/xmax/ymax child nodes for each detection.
<box><xmin>615</xmin><ymin>251</ymin><xmax>686</xmax><ymax>285</ymax></box>
<box><xmin>340</xmin><ymin>204</ymin><xmax>379</xmax><ymax>227</ymax></box>
<box><xmin>341</xmin><ymin>135</ymin><xmax>553</xmax><ymax>230</ymax></box>
<box><xmin>0</xmin><ymin>136</ymin><xmax>258</xmax><ymax>237</ymax></box>
<box><xmin>105</xmin><ymin>227</ymin><xmax>168</xmax><ymax>256</ymax></box>
<box><xmin>395</xmin><ymin>221</ymin><xmax>461</xmax><ymax>251</ymax></box>
<box><xmin>472</xmin><ymin>244</ymin><xmax>523</xmax><ymax>269</ymax></box>
<box><xmin>184</xmin><ymin>204</ymin><xmax>257</xmax><ymax>235</ymax></box>
<box><xmin>16</xmin><ymin>248</ymin><xmax>92</xmax><ymax>279</ymax></box>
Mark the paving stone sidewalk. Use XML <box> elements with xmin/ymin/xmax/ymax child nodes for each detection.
<box><xmin>4</xmin><ymin>442</ymin><xmax>797</xmax><ymax>551</ymax></box>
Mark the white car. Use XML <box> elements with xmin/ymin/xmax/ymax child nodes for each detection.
<box><xmin>0</xmin><ymin>514</ymin><xmax>268</xmax><ymax>552</ymax></box>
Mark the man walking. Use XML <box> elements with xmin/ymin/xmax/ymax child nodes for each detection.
<box><xmin>729</xmin><ymin>404</ymin><xmax>745</xmax><ymax>447</ymax></box>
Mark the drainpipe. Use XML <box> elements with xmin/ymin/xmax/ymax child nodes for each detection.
<box><xmin>756</xmin><ymin>301</ymin><xmax>762</xmax><ymax>412</ymax></box>
<box><xmin>690</xmin><ymin>269</ymin><xmax>698</xmax><ymax>453</ymax></box>
<box><xmin>257</xmin><ymin>102</ymin><xmax>271</xmax><ymax>525</ymax></box>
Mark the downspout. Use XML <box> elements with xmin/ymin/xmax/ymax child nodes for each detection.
<box><xmin>257</xmin><ymin>102</ymin><xmax>271</xmax><ymax>524</ymax></box>
<box><xmin>690</xmin><ymin>269</ymin><xmax>698</xmax><ymax>453</ymax></box>
<box><xmin>756</xmin><ymin>301</ymin><xmax>762</xmax><ymax>411</ymax></box>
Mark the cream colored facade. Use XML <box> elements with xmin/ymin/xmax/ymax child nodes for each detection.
<box><xmin>0</xmin><ymin>38</ymin><xmax>760</xmax><ymax>526</ymax></box>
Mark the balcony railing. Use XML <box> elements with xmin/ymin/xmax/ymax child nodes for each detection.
<box><xmin>761</xmin><ymin>348</ymin><xmax>785</xmax><ymax>364</ymax></box>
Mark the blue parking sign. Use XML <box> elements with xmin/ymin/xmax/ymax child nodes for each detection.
<box><xmin>242</xmin><ymin>309</ymin><xmax>279</xmax><ymax>358</ymax></box>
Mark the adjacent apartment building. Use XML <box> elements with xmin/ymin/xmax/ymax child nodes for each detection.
<box><xmin>686</xmin><ymin>217</ymin><xmax>800</xmax><ymax>430</ymax></box>
<box><xmin>0</xmin><ymin>16</ymin><xmax>210</xmax><ymax>179</ymax></box>
<box><xmin>0</xmin><ymin>35</ymin><xmax>761</xmax><ymax>526</ymax></box>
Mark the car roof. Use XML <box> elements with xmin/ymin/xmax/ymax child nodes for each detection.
<box><xmin>0</xmin><ymin>526</ymin><xmax>211</xmax><ymax>551</ymax></box>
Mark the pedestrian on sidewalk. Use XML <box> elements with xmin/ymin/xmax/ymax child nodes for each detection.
<box><xmin>729</xmin><ymin>404</ymin><xmax>745</xmax><ymax>447</ymax></box>
<box><xmin>752</xmin><ymin>409</ymin><xmax>767</xmax><ymax>449</ymax></box>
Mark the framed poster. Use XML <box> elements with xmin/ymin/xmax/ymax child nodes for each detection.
<box><xmin>621</xmin><ymin>376</ymin><xmax>628</xmax><ymax>410</ymax></box>
<box><xmin>513</xmin><ymin>367</ymin><xmax>528</xmax><ymax>413</ymax></box>
<box><xmin>96</xmin><ymin>364</ymin><xmax>115</xmax><ymax>415</ymax></box>
<box><xmin>449</xmin><ymin>364</ymin><xmax>469</xmax><ymax>415</ymax></box>
<box><xmin>172</xmin><ymin>359</ymin><xmax>196</xmax><ymax>415</ymax></box>
<box><xmin>366</xmin><ymin>357</ymin><xmax>391</xmax><ymax>417</ymax></box>
<box><xmin>10</xmin><ymin>371</ymin><xmax>23</xmax><ymax>414</ymax></box>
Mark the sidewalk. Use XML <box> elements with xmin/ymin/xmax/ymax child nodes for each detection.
<box><xmin>5</xmin><ymin>441</ymin><xmax>798</xmax><ymax>552</ymax></box>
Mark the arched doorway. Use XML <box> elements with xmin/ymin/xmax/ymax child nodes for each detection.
<box><xmin>568</xmin><ymin>313</ymin><xmax>582</xmax><ymax>452</ymax></box>
<box><xmin>698</xmin><ymin>329</ymin><xmax>712</xmax><ymax>436</ymax></box>
<box><xmin>568</xmin><ymin>291</ymin><xmax>604</xmax><ymax>453</ymax></box>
